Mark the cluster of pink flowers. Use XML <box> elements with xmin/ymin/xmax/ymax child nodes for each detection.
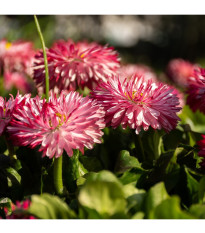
<box><xmin>1</xmin><ymin>200</ymin><xmax>35</xmax><ymax>219</ymax></box>
<box><xmin>0</xmin><ymin>37</ymin><xmax>191</xmax><ymax>163</ymax></box>
<box><xmin>0</xmin><ymin>39</ymin><xmax>35</xmax><ymax>93</ymax></box>
<box><xmin>0</xmin><ymin>38</ymin><xmax>185</xmax><ymax>159</ymax></box>
<box><xmin>91</xmin><ymin>75</ymin><xmax>181</xmax><ymax>134</ymax></box>
<box><xmin>33</xmin><ymin>39</ymin><xmax>120</xmax><ymax>93</ymax></box>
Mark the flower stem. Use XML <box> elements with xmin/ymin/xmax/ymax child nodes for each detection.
<box><xmin>34</xmin><ymin>15</ymin><xmax>50</xmax><ymax>102</ymax></box>
<box><xmin>53</xmin><ymin>156</ymin><xmax>64</xmax><ymax>196</ymax></box>
<box><xmin>34</xmin><ymin>15</ymin><xmax>63</xmax><ymax>195</ymax></box>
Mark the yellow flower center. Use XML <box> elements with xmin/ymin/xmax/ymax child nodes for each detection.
<box><xmin>125</xmin><ymin>91</ymin><xmax>143</xmax><ymax>100</ymax></box>
<box><xmin>1</xmin><ymin>108</ymin><xmax>6</xmax><ymax>119</ymax></box>
<box><xmin>125</xmin><ymin>91</ymin><xmax>145</xmax><ymax>105</ymax></box>
<box><xmin>5</xmin><ymin>42</ymin><xmax>12</xmax><ymax>50</ymax></box>
<box><xmin>49</xmin><ymin>112</ymin><xmax>67</xmax><ymax>128</ymax></box>
<box><xmin>80</xmin><ymin>53</ymin><xmax>85</xmax><ymax>58</ymax></box>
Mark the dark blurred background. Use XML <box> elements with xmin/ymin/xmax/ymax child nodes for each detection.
<box><xmin>1</xmin><ymin>15</ymin><xmax>205</xmax><ymax>71</ymax></box>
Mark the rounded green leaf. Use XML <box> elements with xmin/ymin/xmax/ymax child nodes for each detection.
<box><xmin>79</xmin><ymin>181</ymin><xmax>126</xmax><ymax>218</ymax></box>
<box><xmin>115</xmin><ymin>150</ymin><xmax>141</xmax><ymax>173</ymax></box>
<box><xmin>28</xmin><ymin>193</ymin><xmax>76</xmax><ymax>219</ymax></box>
<box><xmin>151</xmin><ymin>196</ymin><xmax>194</xmax><ymax>219</ymax></box>
<box><xmin>143</xmin><ymin>182</ymin><xmax>169</xmax><ymax>217</ymax></box>
<box><xmin>78</xmin><ymin>172</ymin><xmax>126</xmax><ymax>218</ymax></box>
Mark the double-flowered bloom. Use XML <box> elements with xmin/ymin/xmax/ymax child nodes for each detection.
<box><xmin>91</xmin><ymin>75</ymin><xmax>181</xmax><ymax>134</ymax></box>
<box><xmin>7</xmin><ymin>91</ymin><xmax>105</xmax><ymax>158</ymax></box>
<box><xmin>33</xmin><ymin>39</ymin><xmax>120</xmax><ymax>93</ymax></box>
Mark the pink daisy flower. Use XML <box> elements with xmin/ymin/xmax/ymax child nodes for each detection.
<box><xmin>8</xmin><ymin>91</ymin><xmax>105</xmax><ymax>158</ymax></box>
<box><xmin>0</xmin><ymin>94</ymin><xmax>23</xmax><ymax>136</ymax></box>
<box><xmin>171</xmin><ymin>87</ymin><xmax>185</xmax><ymax>114</ymax></box>
<box><xmin>33</xmin><ymin>39</ymin><xmax>120</xmax><ymax>93</ymax></box>
<box><xmin>186</xmin><ymin>68</ymin><xmax>205</xmax><ymax>114</ymax></box>
<box><xmin>0</xmin><ymin>39</ymin><xmax>35</xmax><ymax>93</ymax></box>
<box><xmin>4</xmin><ymin>71</ymin><xmax>31</xmax><ymax>93</ymax></box>
<box><xmin>0</xmin><ymin>39</ymin><xmax>35</xmax><ymax>75</ymax></box>
<box><xmin>197</xmin><ymin>135</ymin><xmax>205</xmax><ymax>169</ymax></box>
<box><xmin>91</xmin><ymin>75</ymin><xmax>181</xmax><ymax>134</ymax></box>
<box><xmin>118</xmin><ymin>64</ymin><xmax>157</xmax><ymax>82</ymax></box>
<box><xmin>166</xmin><ymin>58</ymin><xmax>198</xmax><ymax>87</ymax></box>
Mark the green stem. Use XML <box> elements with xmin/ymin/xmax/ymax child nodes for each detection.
<box><xmin>34</xmin><ymin>15</ymin><xmax>63</xmax><ymax>195</ymax></box>
<box><xmin>53</xmin><ymin>156</ymin><xmax>64</xmax><ymax>195</ymax></box>
<box><xmin>34</xmin><ymin>15</ymin><xmax>50</xmax><ymax>102</ymax></box>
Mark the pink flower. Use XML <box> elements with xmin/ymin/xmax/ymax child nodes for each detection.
<box><xmin>0</xmin><ymin>94</ymin><xmax>22</xmax><ymax>136</ymax></box>
<box><xmin>118</xmin><ymin>64</ymin><xmax>157</xmax><ymax>82</ymax></box>
<box><xmin>186</xmin><ymin>68</ymin><xmax>205</xmax><ymax>114</ymax></box>
<box><xmin>4</xmin><ymin>71</ymin><xmax>31</xmax><ymax>93</ymax></box>
<box><xmin>171</xmin><ymin>87</ymin><xmax>185</xmax><ymax>114</ymax></box>
<box><xmin>197</xmin><ymin>135</ymin><xmax>205</xmax><ymax>169</ymax></box>
<box><xmin>33</xmin><ymin>39</ymin><xmax>120</xmax><ymax>93</ymax></box>
<box><xmin>166</xmin><ymin>58</ymin><xmax>198</xmax><ymax>87</ymax></box>
<box><xmin>8</xmin><ymin>91</ymin><xmax>105</xmax><ymax>158</ymax></box>
<box><xmin>0</xmin><ymin>39</ymin><xmax>35</xmax><ymax>75</ymax></box>
<box><xmin>0</xmin><ymin>39</ymin><xmax>35</xmax><ymax>93</ymax></box>
<box><xmin>3</xmin><ymin>200</ymin><xmax>35</xmax><ymax>219</ymax></box>
<box><xmin>91</xmin><ymin>75</ymin><xmax>181</xmax><ymax>134</ymax></box>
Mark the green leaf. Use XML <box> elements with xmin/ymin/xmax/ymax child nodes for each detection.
<box><xmin>179</xmin><ymin>105</ymin><xmax>205</xmax><ymax>133</ymax></box>
<box><xmin>143</xmin><ymin>182</ymin><xmax>169</xmax><ymax>217</ymax></box>
<box><xmin>184</xmin><ymin>168</ymin><xmax>199</xmax><ymax>204</ymax></box>
<box><xmin>78</xmin><ymin>171</ymin><xmax>126</xmax><ymax>218</ymax></box>
<box><xmin>141</xmin><ymin>129</ymin><xmax>165</xmax><ymax>161</ymax></box>
<box><xmin>114</xmin><ymin>150</ymin><xmax>141</xmax><ymax>173</ymax></box>
<box><xmin>63</xmin><ymin>150</ymin><xmax>88</xmax><ymax>192</ymax></box>
<box><xmin>131</xmin><ymin>212</ymin><xmax>144</xmax><ymax>219</ymax></box>
<box><xmin>79</xmin><ymin>156</ymin><xmax>103</xmax><ymax>172</ymax></box>
<box><xmin>175</xmin><ymin>144</ymin><xmax>198</xmax><ymax>170</ymax></box>
<box><xmin>151</xmin><ymin>196</ymin><xmax>194</xmax><ymax>219</ymax></box>
<box><xmin>6</xmin><ymin>167</ymin><xmax>21</xmax><ymax>184</ymax></box>
<box><xmin>28</xmin><ymin>193</ymin><xmax>76</xmax><ymax>219</ymax></box>
<box><xmin>198</xmin><ymin>176</ymin><xmax>205</xmax><ymax>203</ymax></box>
<box><xmin>119</xmin><ymin>167</ymin><xmax>146</xmax><ymax>185</ymax></box>
<box><xmin>189</xmin><ymin>204</ymin><xmax>205</xmax><ymax>219</ymax></box>
<box><xmin>78</xmin><ymin>181</ymin><xmax>126</xmax><ymax>218</ymax></box>
<box><xmin>85</xmin><ymin>170</ymin><xmax>122</xmax><ymax>186</ymax></box>
<box><xmin>123</xmin><ymin>184</ymin><xmax>146</xmax><ymax>215</ymax></box>
<box><xmin>143</xmin><ymin>151</ymin><xmax>174</xmax><ymax>188</ymax></box>
<box><xmin>165</xmin><ymin>166</ymin><xmax>199</xmax><ymax>207</ymax></box>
